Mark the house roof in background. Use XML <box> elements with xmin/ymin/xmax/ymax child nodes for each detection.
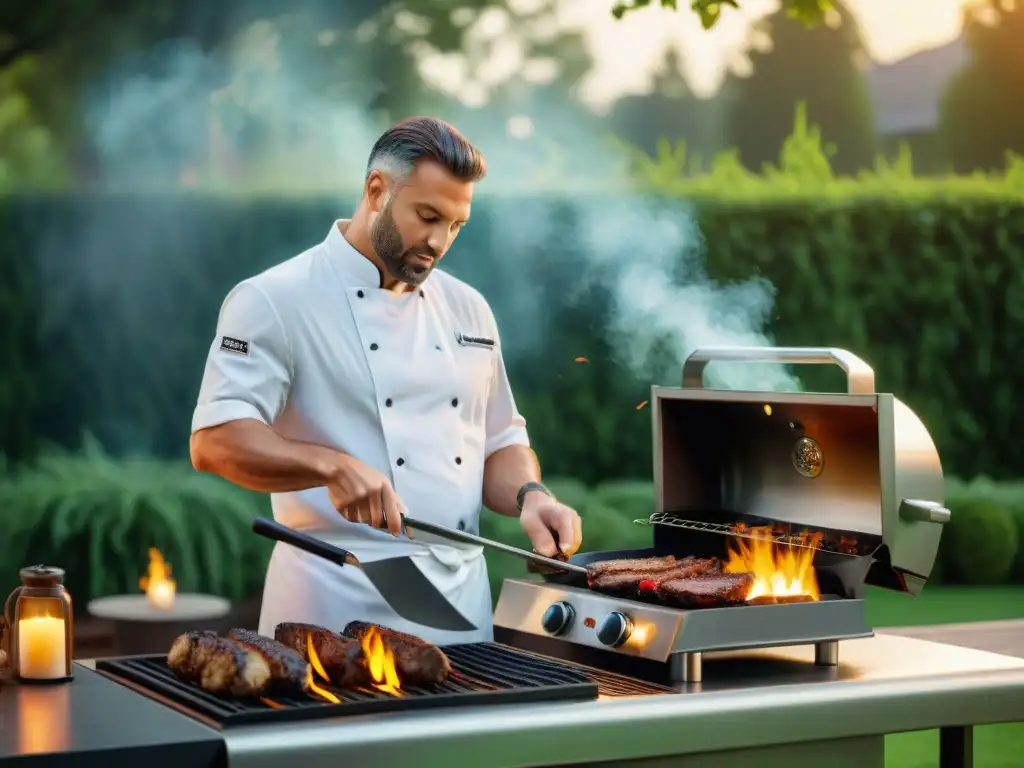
<box><xmin>865</xmin><ymin>37</ymin><xmax>970</xmax><ymax>135</ymax></box>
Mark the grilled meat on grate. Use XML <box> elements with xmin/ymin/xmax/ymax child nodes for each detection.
<box><xmin>588</xmin><ymin>556</ymin><xmax>722</xmax><ymax>592</ymax></box>
<box><xmin>227</xmin><ymin>628</ymin><xmax>312</xmax><ymax>694</ymax></box>
<box><xmin>587</xmin><ymin>555</ymin><xmax>679</xmax><ymax>579</ymax></box>
<box><xmin>655</xmin><ymin>572</ymin><xmax>755</xmax><ymax>608</ymax></box>
<box><xmin>167</xmin><ymin>630</ymin><xmax>271</xmax><ymax>696</ymax></box>
<box><xmin>274</xmin><ymin>623</ymin><xmax>371</xmax><ymax>688</ymax></box>
<box><xmin>343</xmin><ymin>621</ymin><xmax>452</xmax><ymax>685</ymax></box>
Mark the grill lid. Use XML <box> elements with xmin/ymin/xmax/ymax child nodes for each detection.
<box><xmin>652</xmin><ymin>347</ymin><xmax>950</xmax><ymax>596</ymax></box>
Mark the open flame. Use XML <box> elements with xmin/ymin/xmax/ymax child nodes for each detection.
<box><xmin>139</xmin><ymin>549</ymin><xmax>177</xmax><ymax>610</ymax></box>
<box><xmin>359</xmin><ymin>626</ymin><xmax>403</xmax><ymax>696</ymax></box>
<box><xmin>305</xmin><ymin>634</ymin><xmax>341</xmax><ymax>704</ymax></box>
<box><xmin>724</xmin><ymin>526</ymin><xmax>820</xmax><ymax>602</ymax></box>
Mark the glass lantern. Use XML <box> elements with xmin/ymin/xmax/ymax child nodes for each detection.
<box><xmin>3</xmin><ymin>565</ymin><xmax>75</xmax><ymax>683</ymax></box>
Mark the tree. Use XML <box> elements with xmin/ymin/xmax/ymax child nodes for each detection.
<box><xmin>610</xmin><ymin>0</ymin><xmax>834</xmax><ymax>28</ymax></box>
<box><xmin>723</xmin><ymin>0</ymin><xmax>876</xmax><ymax>175</ymax></box>
<box><xmin>939</xmin><ymin>0</ymin><xmax>1024</xmax><ymax>172</ymax></box>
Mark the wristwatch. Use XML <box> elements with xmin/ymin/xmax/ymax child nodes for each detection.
<box><xmin>516</xmin><ymin>481</ymin><xmax>552</xmax><ymax>512</ymax></box>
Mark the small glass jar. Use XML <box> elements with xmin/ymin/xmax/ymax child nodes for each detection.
<box><xmin>3</xmin><ymin>565</ymin><xmax>75</xmax><ymax>683</ymax></box>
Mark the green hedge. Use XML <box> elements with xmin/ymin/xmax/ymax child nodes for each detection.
<box><xmin>1</xmin><ymin>448</ymin><xmax>1019</xmax><ymax>611</ymax></box>
<box><xmin>1</xmin><ymin>183</ymin><xmax>1023</xmax><ymax>485</ymax></box>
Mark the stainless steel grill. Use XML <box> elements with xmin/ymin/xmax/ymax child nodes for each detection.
<box><xmin>495</xmin><ymin>347</ymin><xmax>952</xmax><ymax>684</ymax></box>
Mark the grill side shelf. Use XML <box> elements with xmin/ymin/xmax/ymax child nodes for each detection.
<box><xmin>95</xmin><ymin>643</ymin><xmax>599</xmax><ymax>728</ymax></box>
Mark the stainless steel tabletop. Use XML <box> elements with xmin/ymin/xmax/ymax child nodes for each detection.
<box><xmin>214</xmin><ymin>633</ymin><xmax>1024</xmax><ymax>768</ymax></box>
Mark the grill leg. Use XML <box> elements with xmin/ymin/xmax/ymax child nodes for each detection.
<box><xmin>669</xmin><ymin>652</ymin><xmax>702</xmax><ymax>684</ymax></box>
<box><xmin>815</xmin><ymin>640</ymin><xmax>839</xmax><ymax>666</ymax></box>
<box><xmin>939</xmin><ymin>726</ymin><xmax>973</xmax><ymax>768</ymax></box>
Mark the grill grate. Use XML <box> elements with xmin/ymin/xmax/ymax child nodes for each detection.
<box><xmin>96</xmin><ymin>642</ymin><xmax>599</xmax><ymax>728</ymax></box>
<box><xmin>637</xmin><ymin>512</ymin><xmax>865</xmax><ymax>556</ymax></box>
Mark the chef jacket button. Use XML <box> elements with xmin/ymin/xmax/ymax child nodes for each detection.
<box><xmin>385</xmin><ymin>398</ymin><xmax>393</xmax><ymax>407</ymax></box>
<box><xmin>397</xmin><ymin>458</ymin><xmax>405</xmax><ymax>467</ymax></box>
<box><xmin>357</xmin><ymin>290</ymin><xmax>364</xmax><ymax>298</ymax></box>
<box><xmin>457</xmin><ymin>521</ymin><xmax>466</xmax><ymax>531</ymax></box>
<box><xmin>370</xmin><ymin>343</ymin><xmax>379</xmax><ymax>351</ymax></box>
<box><xmin>451</xmin><ymin>397</ymin><xmax>459</xmax><ymax>407</ymax></box>
<box><xmin>455</xmin><ymin>456</ymin><xmax>462</xmax><ymax>465</ymax></box>
<box><xmin>419</xmin><ymin>290</ymin><xmax>425</xmax><ymax>298</ymax></box>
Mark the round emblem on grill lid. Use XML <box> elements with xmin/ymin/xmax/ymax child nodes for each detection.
<box><xmin>792</xmin><ymin>437</ymin><xmax>824</xmax><ymax>478</ymax></box>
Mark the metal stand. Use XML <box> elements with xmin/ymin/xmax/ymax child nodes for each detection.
<box><xmin>815</xmin><ymin>640</ymin><xmax>839</xmax><ymax>666</ymax></box>
<box><xmin>939</xmin><ymin>726</ymin><xmax>973</xmax><ymax>768</ymax></box>
<box><xmin>670</xmin><ymin>652</ymin><xmax>702</xmax><ymax>684</ymax></box>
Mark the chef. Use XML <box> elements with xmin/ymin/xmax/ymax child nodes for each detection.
<box><xmin>189</xmin><ymin>116</ymin><xmax>583</xmax><ymax>644</ymax></box>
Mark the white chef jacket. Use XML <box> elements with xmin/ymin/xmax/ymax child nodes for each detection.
<box><xmin>191</xmin><ymin>220</ymin><xmax>530</xmax><ymax>645</ymax></box>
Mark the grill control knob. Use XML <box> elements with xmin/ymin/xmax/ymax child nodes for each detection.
<box><xmin>597</xmin><ymin>612</ymin><xmax>634</xmax><ymax>648</ymax></box>
<box><xmin>541</xmin><ymin>601</ymin><xmax>575</xmax><ymax>636</ymax></box>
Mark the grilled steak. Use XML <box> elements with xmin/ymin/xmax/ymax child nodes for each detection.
<box><xmin>656</xmin><ymin>573</ymin><xmax>755</xmax><ymax>608</ymax></box>
<box><xmin>274</xmin><ymin>623</ymin><xmax>370</xmax><ymax>688</ymax></box>
<box><xmin>589</xmin><ymin>556</ymin><xmax>722</xmax><ymax>592</ymax></box>
<box><xmin>342</xmin><ymin>621</ymin><xmax>452</xmax><ymax>686</ymax></box>
<box><xmin>167</xmin><ymin>630</ymin><xmax>271</xmax><ymax>696</ymax></box>
<box><xmin>587</xmin><ymin>555</ymin><xmax>678</xmax><ymax>579</ymax></box>
<box><xmin>228</xmin><ymin>628</ymin><xmax>312</xmax><ymax>694</ymax></box>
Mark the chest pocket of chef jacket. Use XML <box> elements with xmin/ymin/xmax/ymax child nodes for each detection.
<box><xmin>451</xmin><ymin>334</ymin><xmax>497</xmax><ymax>428</ymax></box>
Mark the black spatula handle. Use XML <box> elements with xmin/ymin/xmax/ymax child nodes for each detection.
<box><xmin>252</xmin><ymin>517</ymin><xmax>357</xmax><ymax>569</ymax></box>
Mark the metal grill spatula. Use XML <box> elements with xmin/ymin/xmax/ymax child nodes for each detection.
<box><xmin>251</xmin><ymin>517</ymin><xmax>478</xmax><ymax>633</ymax></box>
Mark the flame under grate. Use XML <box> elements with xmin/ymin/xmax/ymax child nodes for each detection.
<box><xmin>97</xmin><ymin>643</ymin><xmax>604</xmax><ymax>727</ymax></box>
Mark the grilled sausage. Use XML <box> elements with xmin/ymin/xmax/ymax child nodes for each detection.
<box><xmin>342</xmin><ymin>621</ymin><xmax>452</xmax><ymax>686</ymax></box>
<box><xmin>274</xmin><ymin>622</ymin><xmax>370</xmax><ymax>688</ymax></box>
<box><xmin>656</xmin><ymin>572</ymin><xmax>755</xmax><ymax>608</ymax></box>
<box><xmin>167</xmin><ymin>630</ymin><xmax>271</xmax><ymax>696</ymax></box>
<box><xmin>227</xmin><ymin>628</ymin><xmax>312</xmax><ymax>694</ymax></box>
<box><xmin>589</xmin><ymin>556</ymin><xmax>722</xmax><ymax>592</ymax></box>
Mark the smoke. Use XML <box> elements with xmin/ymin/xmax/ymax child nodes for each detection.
<box><xmin>51</xmin><ymin>8</ymin><xmax>796</xmax><ymax>459</ymax></box>
<box><xmin>479</xmin><ymin>195</ymin><xmax>800</xmax><ymax>392</ymax></box>
<box><xmin>84</xmin><ymin>17</ymin><xmax>386</xmax><ymax>192</ymax></box>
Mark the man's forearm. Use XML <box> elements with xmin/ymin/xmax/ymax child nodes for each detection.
<box><xmin>482</xmin><ymin>444</ymin><xmax>541</xmax><ymax>517</ymax></box>
<box><xmin>190</xmin><ymin>418</ymin><xmax>341</xmax><ymax>493</ymax></box>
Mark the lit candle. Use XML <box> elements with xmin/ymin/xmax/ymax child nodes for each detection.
<box><xmin>147</xmin><ymin>580</ymin><xmax>176</xmax><ymax>610</ymax></box>
<box><xmin>18</xmin><ymin>616</ymin><xmax>67</xmax><ymax>680</ymax></box>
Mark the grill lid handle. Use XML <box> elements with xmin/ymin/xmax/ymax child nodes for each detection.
<box><xmin>899</xmin><ymin>499</ymin><xmax>951</xmax><ymax>525</ymax></box>
<box><xmin>681</xmin><ymin>347</ymin><xmax>876</xmax><ymax>395</ymax></box>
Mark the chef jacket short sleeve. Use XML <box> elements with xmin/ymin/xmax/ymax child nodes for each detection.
<box><xmin>484</xmin><ymin>314</ymin><xmax>531</xmax><ymax>458</ymax></box>
<box><xmin>191</xmin><ymin>281</ymin><xmax>292</xmax><ymax>433</ymax></box>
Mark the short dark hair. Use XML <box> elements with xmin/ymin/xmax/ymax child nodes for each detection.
<box><xmin>366</xmin><ymin>116</ymin><xmax>486</xmax><ymax>182</ymax></box>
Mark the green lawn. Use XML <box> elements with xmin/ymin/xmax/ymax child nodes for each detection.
<box><xmin>867</xmin><ymin>586</ymin><xmax>1024</xmax><ymax>627</ymax></box>
<box><xmin>870</xmin><ymin>586</ymin><xmax>1024</xmax><ymax>767</ymax></box>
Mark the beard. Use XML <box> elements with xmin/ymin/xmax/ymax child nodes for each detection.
<box><xmin>369</xmin><ymin>203</ymin><xmax>438</xmax><ymax>287</ymax></box>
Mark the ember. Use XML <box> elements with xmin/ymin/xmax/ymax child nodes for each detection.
<box><xmin>359</xmin><ymin>625</ymin><xmax>403</xmax><ymax>696</ymax></box>
<box><xmin>636</xmin><ymin>400</ymin><xmax>648</xmax><ymax>411</ymax></box>
<box><xmin>139</xmin><ymin>549</ymin><xmax>176</xmax><ymax>610</ymax></box>
<box><xmin>574</xmin><ymin>356</ymin><xmax>589</xmax><ymax>364</ymax></box>
<box><xmin>724</xmin><ymin>526</ymin><xmax>820</xmax><ymax>602</ymax></box>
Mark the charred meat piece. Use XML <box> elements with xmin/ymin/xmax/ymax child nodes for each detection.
<box><xmin>167</xmin><ymin>630</ymin><xmax>271</xmax><ymax>696</ymax></box>
<box><xmin>227</xmin><ymin>628</ymin><xmax>312</xmax><ymax>694</ymax></box>
<box><xmin>274</xmin><ymin>622</ymin><xmax>370</xmax><ymax>688</ymax></box>
<box><xmin>656</xmin><ymin>573</ymin><xmax>755</xmax><ymax>609</ymax></box>
<box><xmin>587</xmin><ymin>555</ymin><xmax>678</xmax><ymax>579</ymax></box>
<box><xmin>342</xmin><ymin>621</ymin><xmax>452</xmax><ymax>686</ymax></box>
<box><xmin>589</xmin><ymin>556</ymin><xmax>722</xmax><ymax>592</ymax></box>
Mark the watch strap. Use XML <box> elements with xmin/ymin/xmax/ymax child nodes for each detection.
<box><xmin>516</xmin><ymin>481</ymin><xmax>552</xmax><ymax>512</ymax></box>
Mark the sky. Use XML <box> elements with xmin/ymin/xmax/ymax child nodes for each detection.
<box><xmin>418</xmin><ymin>0</ymin><xmax>969</xmax><ymax>111</ymax></box>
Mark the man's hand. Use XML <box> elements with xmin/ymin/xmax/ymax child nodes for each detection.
<box><xmin>520</xmin><ymin>492</ymin><xmax>583</xmax><ymax>558</ymax></box>
<box><xmin>326</xmin><ymin>454</ymin><xmax>404</xmax><ymax>536</ymax></box>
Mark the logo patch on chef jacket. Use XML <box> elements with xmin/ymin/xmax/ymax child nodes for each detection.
<box><xmin>220</xmin><ymin>336</ymin><xmax>250</xmax><ymax>356</ymax></box>
<box><xmin>455</xmin><ymin>332</ymin><xmax>495</xmax><ymax>349</ymax></box>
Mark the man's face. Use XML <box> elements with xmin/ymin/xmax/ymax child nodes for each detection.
<box><xmin>367</xmin><ymin>160</ymin><xmax>473</xmax><ymax>287</ymax></box>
